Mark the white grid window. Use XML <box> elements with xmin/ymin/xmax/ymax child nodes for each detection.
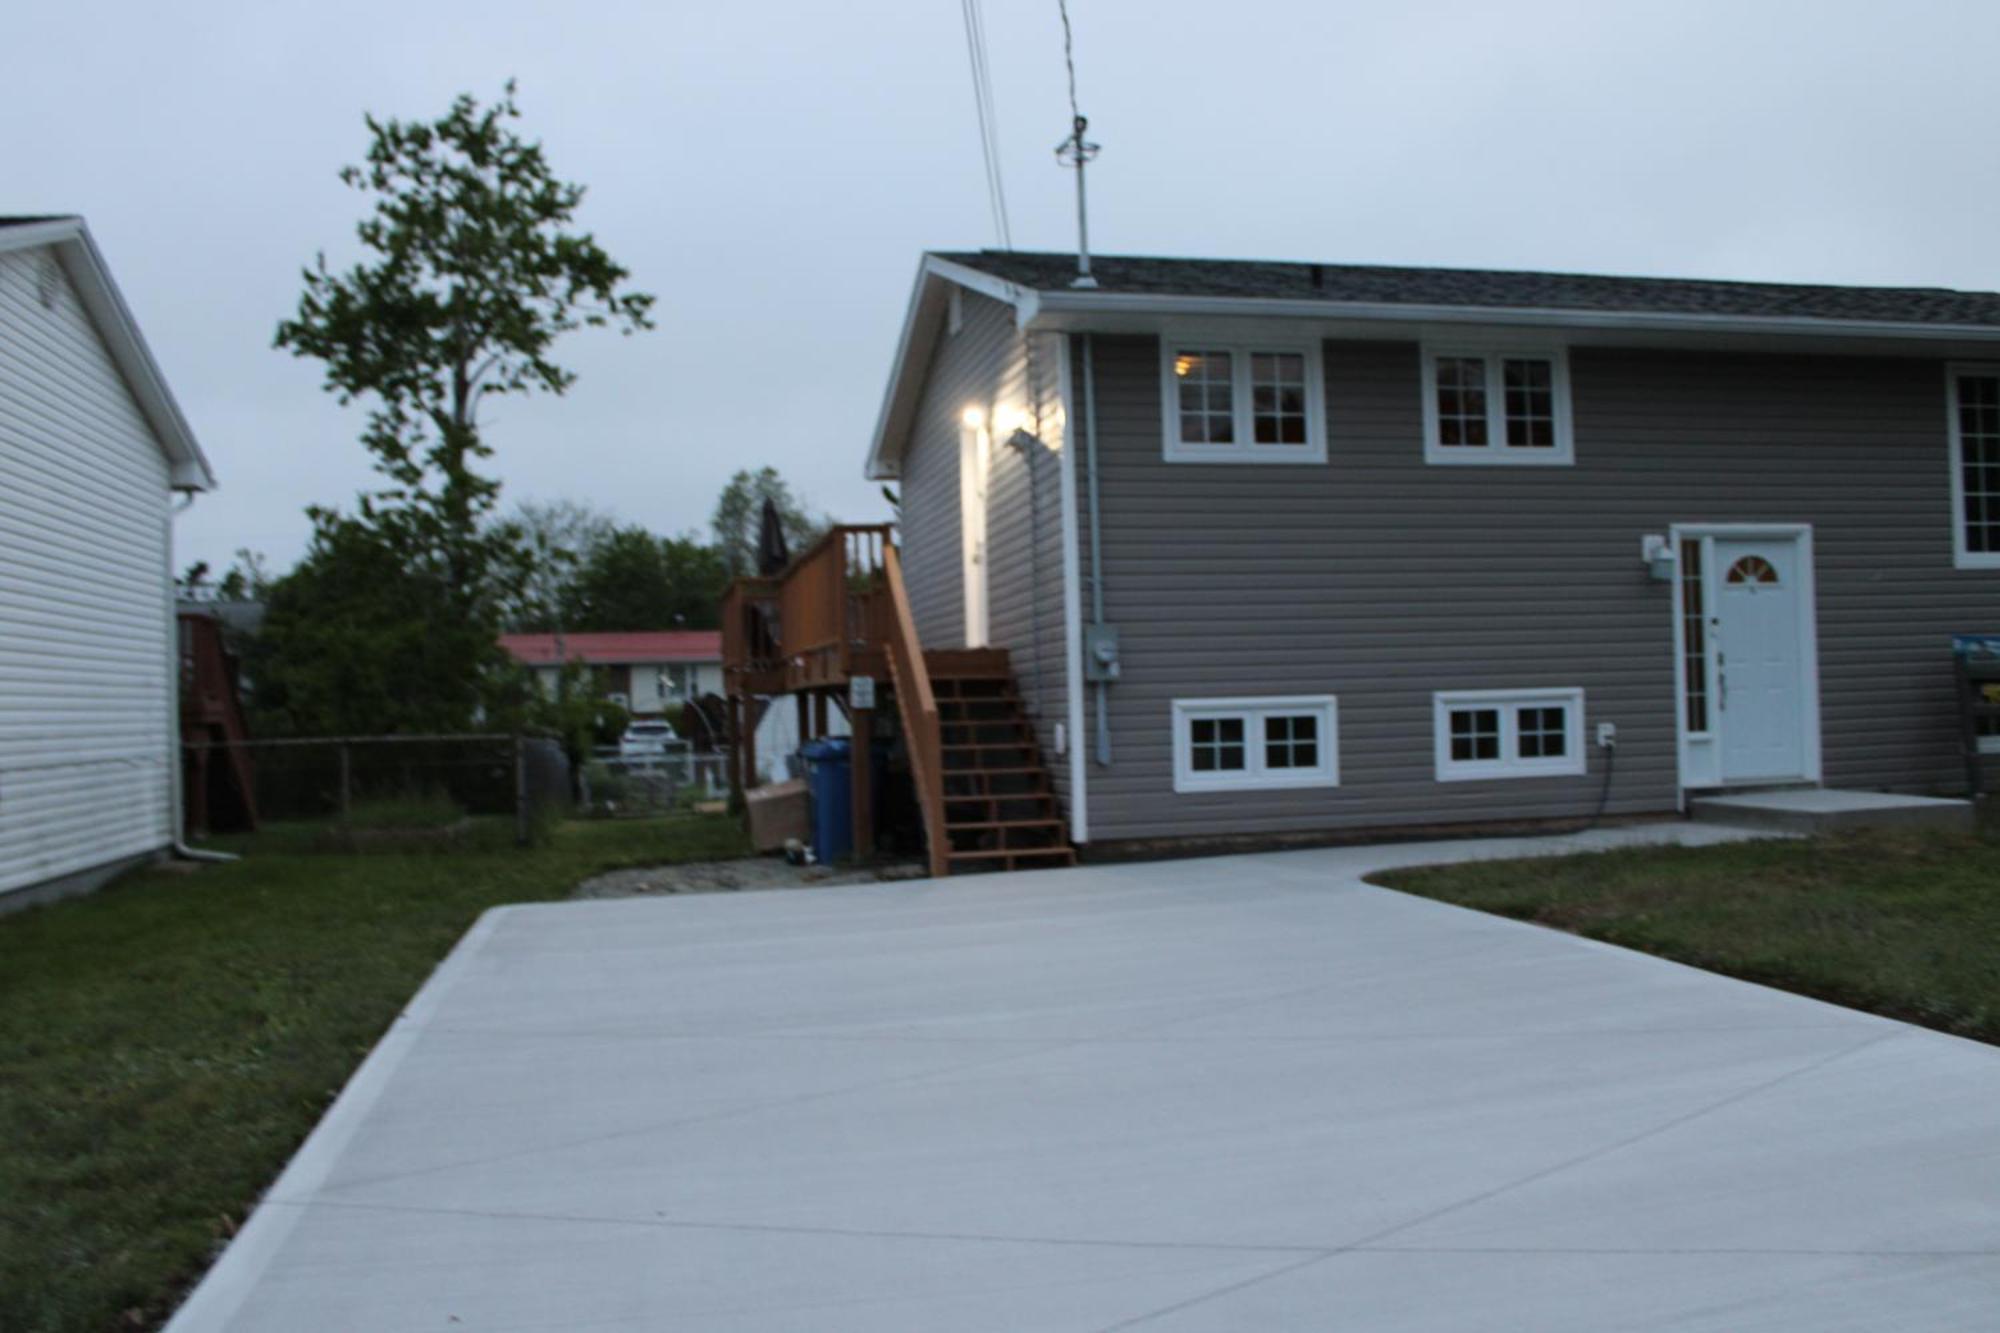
<box><xmin>1174</xmin><ymin>350</ymin><xmax>1235</xmax><ymax>445</ymax></box>
<box><xmin>1949</xmin><ymin>366</ymin><xmax>2000</xmax><ymax>568</ymax></box>
<box><xmin>1173</xmin><ymin>696</ymin><xmax>1339</xmax><ymax>792</ymax></box>
<box><xmin>1163</xmin><ymin>339</ymin><xmax>1326</xmax><ymax>463</ymax></box>
<box><xmin>1434</xmin><ymin>688</ymin><xmax>1586</xmax><ymax>781</ymax></box>
<box><xmin>1422</xmin><ymin>345</ymin><xmax>1573</xmax><ymax>465</ymax></box>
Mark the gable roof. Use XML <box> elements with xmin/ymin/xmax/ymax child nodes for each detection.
<box><xmin>865</xmin><ymin>249</ymin><xmax>2000</xmax><ymax>479</ymax></box>
<box><xmin>0</xmin><ymin>216</ymin><xmax>215</xmax><ymax>491</ymax></box>
<box><xmin>499</xmin><ymin>631</ymin><xmax>722</xmax><ymax>667</ymax></box>
<box><xmin>935</xmin><ymin>250</ymin><xmax>2000</xmax><ymax>328</ymax></box>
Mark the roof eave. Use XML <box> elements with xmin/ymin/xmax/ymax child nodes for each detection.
<box><xmin>863</xmin><ymin>255</ymin><xmax>1040</xmax><ymax>481</ymax></box>
<box><xmin>0</xmin><ymin>217</ymin><xmax>218</xmax><ymax>492</ymax></box>
<box><xmin>1025</xmin><ymin>288</ymin><xmax>2000</xmax><ymax>343</ymax></box>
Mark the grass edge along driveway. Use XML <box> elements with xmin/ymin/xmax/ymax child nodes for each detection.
<box><xmin>0</xmin><ymin>815</ymin><xmax>747</xmax><ymax>1333</ymax></box>
<box><xmin>1374</xmin><ymin>821</ymin><xmax>2000</xmax><ymax>1050</ymax></box>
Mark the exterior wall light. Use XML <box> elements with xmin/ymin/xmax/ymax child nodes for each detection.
<box><xmin>1641</xmin><ymin>533</ymin><xmax>1677</xmax><ymax>582</ymax></box>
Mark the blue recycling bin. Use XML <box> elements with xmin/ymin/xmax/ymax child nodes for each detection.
<box><xmin>799</xmin><ymin>737</ymin><xmax>854</xmax><ymax>863</ymax></box>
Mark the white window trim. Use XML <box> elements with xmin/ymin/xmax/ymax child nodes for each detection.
<box><xmin>1946</xmin><ymin>362</ymin><xmax>2000</xmax><ymax>570</ymax></box>
<box><xmin>1433</xmin><ymin>687</ymin><xmax>1586</xmax><ymax>782</ymax></box>
<box><xmin>1172</xmin><ymin>695</ymin><xmax>1340</xmax><ymax>793</ymax></box>
<box><xmin>1159</xmin><ymin>336</ymin><xmax>1327</xmax><ymax>464</ymax></box>
<box><xmin>1420</xmin><ymin>342</ymin><xmax>1575</xmax><ymax>466</ymax></box>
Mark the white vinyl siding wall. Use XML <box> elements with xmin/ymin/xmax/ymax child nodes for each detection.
<box><xmin>0</xmin><ymin>246</ymin><xmax>175</xmax><ymax>897</ymax></box>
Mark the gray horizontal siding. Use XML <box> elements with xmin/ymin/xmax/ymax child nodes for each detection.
<box><xmin>1076</xmin><ymin>334</ymin><xmax>1992</xmax><ymax>842</ymax></box>
<box><xmin>900</xmin><ymin>290</ymin><xmax>1018</xmax><ymax>648</ymax></box>
<box><xmin>896</xmin><ymin>291</ymin><xmax>1073</xmax><ymax>822</ymax></box>
<box><xmin>984</xmin><ymin>330</ymin><xmax>1070</xmax><ymax>811</ymax></box>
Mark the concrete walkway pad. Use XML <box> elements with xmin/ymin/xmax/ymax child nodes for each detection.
<box><xmin>169</xmin><ymin>825</ymin><xmax>2000</xmax><ymax>1330</ymax></box>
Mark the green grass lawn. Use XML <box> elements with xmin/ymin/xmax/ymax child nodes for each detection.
<box><xmin>1374</xmin><ymin>818</ymin><xmax>2000</xmax><ymax>1047</ymax></box>
<box><xmin>0</xmin><ymin>814</ymin><xmax>748</xmax><ymax>1333</ymax></box>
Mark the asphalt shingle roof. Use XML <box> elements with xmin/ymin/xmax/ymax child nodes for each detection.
<box><xmin>934</xmin><ymin>249</ymin><xmax>2000</xmax><ymax>328</ymax></box>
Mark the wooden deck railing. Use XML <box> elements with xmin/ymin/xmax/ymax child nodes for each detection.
<box><xmin>882</xmin><ymin>542</ymin><xmax>947</xmax><ymax>877</ymax></box>
<box><xmin>720</xmin><ymin>524</ymin><xmax>945</xmax><ymax>876</ymax></box>
<box><xmin>724</xmin><ymin>525</ymin><xmax>893</xmax><ymax>690</ymax></box>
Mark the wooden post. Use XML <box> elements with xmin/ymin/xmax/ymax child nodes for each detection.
<box><xmin>797</xmin><ymin>692</ymin><xmax>812</xmax><ymax>746</ymax></box>
<box><xmin>743</xmin><ymin>697</ymin><xmax>760</xmax><ymax>790</ymax></box>
<box><xmin>851</xmin><ymin>703</ymin><xmax>874</xmax><ymax>859</ymax></box>
<box><xmin>513</xmin><ymin>734</ymin><xmax>531</xmax><ymax>846</ymax></box>
<box><xmin>813</xmin><ymin>692</ymin><xmax>829</xmax><ymax>739</ymax></box>
<box><xmin>338</xmin><ymin>742</ymin><xmax>352</xmax><ymax>822</ymax></box>
<box><xmin>725</xmin><ymin>696</ymin><xmax>744</xmax><ymax>802</ymax></box>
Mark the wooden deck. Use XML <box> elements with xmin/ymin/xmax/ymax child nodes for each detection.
<box><xmin>721</xmin><ymin>528</ymin><xmax>1072</xmax><ymax>877</ymax></box>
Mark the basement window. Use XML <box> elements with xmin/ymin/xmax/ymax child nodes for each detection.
<box><xmin>1161</xmin><ymin>339</ymin><xmax>1327</xmax><ymax>463</ymax></box>
<box><xmin>1173</xmin><ymin>696</ymin><xmax>1339</xmax><ymax>792</ymax></box>
<box><xmin>1422</xmin><ymin>344</ymin><xmax>1574</xmax><ymax>465</ymax></box>
<box><xmin>1433</xmin><ymin>688</ymin><xmax>1586</xmax><ymax>781</ymax></box>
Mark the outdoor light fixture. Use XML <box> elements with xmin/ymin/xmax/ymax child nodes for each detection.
<box><xmin>961</xmin><ymin>406</ymin><xmax>985</xmax><ymax>429</ymax></box>
<box><xmin>1641</xmin><ymin>533</ymin><xmax>1676</xmax><ymax>582</ymax></box>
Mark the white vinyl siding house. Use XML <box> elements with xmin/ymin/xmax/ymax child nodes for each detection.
<box><xmin>0</xmin><ymin>218</ymin><xmax>214</xmax><ymax>905</ymax></box>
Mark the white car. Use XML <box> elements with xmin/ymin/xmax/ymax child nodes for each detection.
<box><xmin>618</xmin><ymin>719</ymin><xmax>675</xmax><ymax>761</ymax></box>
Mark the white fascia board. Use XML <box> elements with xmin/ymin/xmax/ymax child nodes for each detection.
<box><xmin>864</xmin><ymin>255</ymin><xmax>1039</xmax><ymax>482</ymax></box>
<box><xmin>1026</xmin><ymin>288</ymin><xmax>2000</xmax><ymax>346</ymax></box>
<box><xmin>0</xmin><ymin>217</ymin><xmax>89</xmax><ymax>256</ymax></box>
<box><xmin>7</xmin><ymin>217</ymin><xmax>218</xmax><ymax>491</ymax></box>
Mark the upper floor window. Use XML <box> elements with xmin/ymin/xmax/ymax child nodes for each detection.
<box><xmin>1948</xmin><ymin>364</ymin><xmax>2000</xmax><ymax>569</ymax></box>
<box><xmin>1161</xmin><ymin>338</ymin><xmax>1327</xmax><ymax>463</ymax></box>
<box><xmin>1421</xmin><ymin>344</ymin><xmax>1574</xmax><ymax>465</ymax></box>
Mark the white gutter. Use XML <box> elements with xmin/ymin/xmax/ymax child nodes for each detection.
<box><xmin>166</xmin><ymin>490</ymin><xmax>239</xmax><ymax>865</ymax></box>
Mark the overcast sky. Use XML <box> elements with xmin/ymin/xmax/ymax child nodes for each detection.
<box><xmin>10</xmin><ymin>0</ymin><xmax>2000</xmax><ymax>574</ymax></box>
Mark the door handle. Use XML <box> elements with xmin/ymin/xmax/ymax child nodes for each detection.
<box><xmin>1718</xmin><ymin>650</ymin><xmax>1727</xmax><ymax>711</ymax></box>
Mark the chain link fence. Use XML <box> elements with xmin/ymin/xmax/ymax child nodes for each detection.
<box><xmin>579</xmin><ymin>741</ymin><xmax>727</xmax><ymax>818</ymax></box>
<box><xmin>181</xmin><ymin>733</ymin><xmax>570</xmax><ymax>846</ymax></box>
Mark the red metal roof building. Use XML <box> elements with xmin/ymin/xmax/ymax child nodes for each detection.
<box><xmin>499</xmin><ymin>631</ymin><xmax>722</xmax><ymax>667</ymax></box>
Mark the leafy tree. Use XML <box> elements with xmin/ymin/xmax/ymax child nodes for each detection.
<box><xmin>264</xmin><ymin>82</ymin><xmax>652</xmax><ymax>735</ymax></box>
<box><xmin>655</xmin><ymin>535</ymin><xmax>729</xmax><ymax>628</ymax></box>
<box><xmin>503</xmin><ymin>497</ymin><xmax>617</xmax><ymax>631</ymax></box>
<box><xmin>216</xmin><ymin>549</ymin><xmax>274</xmax><ymax>602</ymax></box>
<box><xmin>245</xmin><ymin>518</ymin><xmax>499</xmax><ymax>736</ymax></box>
<box><xmin>710</xmin><ymin>467</ymin><xmax>824</xmax><ymax>577</ymax></box>
<box><xmin>528</xmin><ymin>659</ymin><xmax>629</xmax><ymax>776</ymax></box>
<box><xmin>562</xmin><ymin>526</ymin><xmax>728</xmax><ymax>631</ymax></box>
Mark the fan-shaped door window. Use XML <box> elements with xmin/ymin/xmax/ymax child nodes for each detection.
<box><xmin>1725</xmin><ymin>555</ymin><xmax>1779</xmax><ymax>586</ymax></box>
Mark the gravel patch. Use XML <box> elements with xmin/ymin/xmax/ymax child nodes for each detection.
<box><xmin>572</xmin><ymin>856</ymin><xmax>927</xmax><ymax>900</ymax></box>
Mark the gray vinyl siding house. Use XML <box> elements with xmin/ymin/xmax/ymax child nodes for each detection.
<box><xmin>867</xmin><ymin>250</ymin><xmax>2000</xmax><ymax>850</ymax></box>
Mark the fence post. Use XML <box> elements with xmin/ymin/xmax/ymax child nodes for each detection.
<box><xmin>338</xmin><ymin>743</ymin><xmax>352</xmax><ymax>822</ymax></box>
<box><xmin>513</xmin><ymin>734</ymin><xmax>530</xmax><ymax>846</ymax></box>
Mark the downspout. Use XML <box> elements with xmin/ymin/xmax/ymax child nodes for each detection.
<box><xmin>166</xmin><ymin>489</ymin><xmax>240</xmax><ymax>864</ymax></box>
<box><xmin>1082</xmin><ymin>332</ymin><xmax>1111</xmax><ymax>765</ymax></box>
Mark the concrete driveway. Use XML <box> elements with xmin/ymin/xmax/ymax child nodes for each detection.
<box><xmin>170</xmin><ymin>826</ymin><xmax>2000</xmax><ymax>1331</ymax></box>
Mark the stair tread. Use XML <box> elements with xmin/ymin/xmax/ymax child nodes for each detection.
<box><xmin>944</xmin><ymin>818</ymin><xmax>1067</xmax><ymax>831</ymax></box>
<box><xmin>947</xmin><ymin>846</ymin><xmax>1077</xmax><ymax>862</ymax></box>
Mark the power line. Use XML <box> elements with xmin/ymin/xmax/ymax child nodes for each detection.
<box><xmin>1058</xmin><ymin>0</ymin><xmax>1082</xmax><ymax>124</ymax></box>
<box><xmin>959</xmin><ymin>0</ymin><xmax>1013</xmax><ymax>250</ymax></box>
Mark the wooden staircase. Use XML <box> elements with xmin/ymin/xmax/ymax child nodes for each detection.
<box><xmin>927</xmin><ymin>651</ymin><xmax>1078</xmax><ymax>873</ymax></box>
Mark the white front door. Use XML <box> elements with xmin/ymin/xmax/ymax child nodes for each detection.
<box><xmin>1713</xmin><ymin>537</ymin><xmax>1808</xmax><ymax>783</ymax></box>
<box><xmin>959</xmin><ymin>420</ymin><xmax>990</xmax><ymax>647</ymax></box>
